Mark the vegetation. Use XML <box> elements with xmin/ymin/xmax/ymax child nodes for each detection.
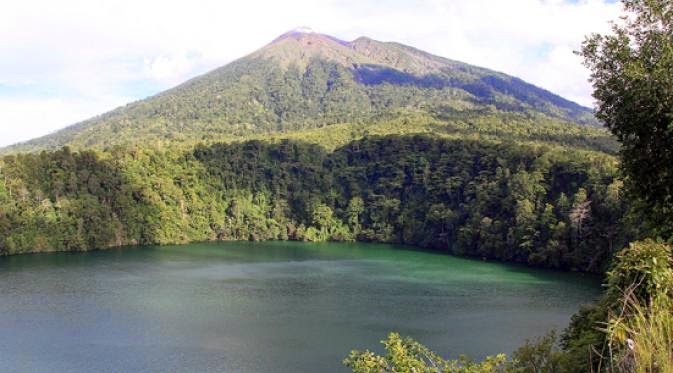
<box><xmin>250</xmin><ymin>112</ymin><xmax>617</xmax><ymax>153</ymax></box>
<box><xmin>604</xmin><ymin>241</ymin><xmax>673</xmax><ymax>373</ymax></box>
<box><xmin>0</xmin><ymin>135</ymin><xmax>631</xmax><ymax>273</ymax></box>
<box><xmin>581</xmin><ymin>0</ymin><xmax>673</xmax><ymax>240</ymax></box>
<box><xmin>343</xmin><ymin>333</ymin><xmax>508</xmax><ymax>373</ymax></box>
<box><xmin>607</xmin><ymin>295</ymin><xmax>673</xmax><ymax>373</ymax></box>
<box><xmin>557</xmin><ymin>239</ymin><xmax>672</xmax><ymax>372</ymax></box>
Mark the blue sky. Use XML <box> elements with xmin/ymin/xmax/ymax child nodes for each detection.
<box><xmin>0</xmin><ymin>0</ymin><xmax>621</xmax><ymax>147</ymax></box>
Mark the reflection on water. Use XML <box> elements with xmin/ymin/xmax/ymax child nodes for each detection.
<box><xmin>0</xmin><ymin>241</ymin><xmax>601</xmax><ymax>372</ymax></box>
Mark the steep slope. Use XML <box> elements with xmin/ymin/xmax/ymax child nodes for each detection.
<box><xmin>2</xmin><ymin>29</ymin><xmax>598</xmax><ymax>153</ymax></box>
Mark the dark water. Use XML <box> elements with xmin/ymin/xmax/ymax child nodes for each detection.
<box><xmin>0</xmin><ymin>241</ymin><xmax>600</xmax><ymax>372</ymax></box>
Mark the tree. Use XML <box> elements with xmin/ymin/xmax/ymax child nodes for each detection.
<box><xmin>311</xmin><ymin>203</ymin><xmax>335</xmax><ymax>230</ymax></box>
<box><xmin>0</xmin><ymin>163</ymin><xmax>7</xmax><ymax>202</ymax></box>
<box><xmin>580</xmin><ymin>0</ymin><xmax>673</xmax><ymax>239</ymax></box>
<box><xmin>510</xmin><ymin>331</ymin><xmax>566</xmax><ymax>372</ymax></box>
<box><xmin>569</xmin><ymin>188</ymin><xmax>591</xmax><ymax>238</ymax></box>
<box><xmin>346</xmin><ymin>197</ymin><xmax>365</xmax><ymax>234</ymax></box>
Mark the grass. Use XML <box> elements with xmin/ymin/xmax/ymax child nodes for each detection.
<box><xmin>607</xmin><ymin>291</ymin><xmax>673</xmax><ymax>372</ymax></box>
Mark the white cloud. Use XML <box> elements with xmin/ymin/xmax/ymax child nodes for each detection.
<box><xmin>143</xmin><ymin>55</ymin><xmax>198</xmax><ymax>85</ymax></box>
<box><xmin>0</xmin><ymin>0</ymin><xmax>622</xmax><ymax>147</ymax></box>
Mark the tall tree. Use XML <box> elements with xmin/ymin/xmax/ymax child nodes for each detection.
<box><xmin>580</xmin><ymin>0</ymin><xmax>673</xmax><ymax>239</ymax></box>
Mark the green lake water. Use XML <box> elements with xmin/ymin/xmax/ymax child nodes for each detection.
<box><xmin>0</xmin><ymin>241</ymin><xmax>601</xmax><ymax>372</ymax></box>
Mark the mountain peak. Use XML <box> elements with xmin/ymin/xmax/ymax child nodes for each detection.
<box><xmin>290</xmin><ymin>26</ymin><xmax>315</xmax><ymax>34</ymax></box>
<box><xmin>274</xmin><ymin>27</ymin><xmax>317</xmax><ymax>40</ymax></box>
<box><xmin>257</xmin><ymin>29</ymin><xmax>361</xmax><ymax>68</ymax></box>
<box><xmin>271</xmin><ymin>27</ymin><xmax>336</xmax><ymax>44</ymax></box>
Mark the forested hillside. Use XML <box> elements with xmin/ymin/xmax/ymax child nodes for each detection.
<box><xmin>1</xmin><ymin>30</ymin><xmax>598</xmax><ymax>154</ymax></box>
<box><xmin>0</xmin><ymin>134</ymin><xmax>631</xmax><ymax>272</ymax></box>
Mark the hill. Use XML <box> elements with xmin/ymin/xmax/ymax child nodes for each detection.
<box><xmin>2</xmin><ymin>29</ymin><xmax>600</xmax><ymax>153</ymax></box>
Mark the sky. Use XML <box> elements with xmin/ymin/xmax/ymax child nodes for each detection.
<box><xmin>0</xmin><ymin>0</ymin><xmax>622</xmax><ymax>147</ymax></box>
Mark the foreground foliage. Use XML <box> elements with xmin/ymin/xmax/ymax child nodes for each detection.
<box><xmin>603</xmin><ymin>240</ymin><xmax>673</xmax><ymax>372</ymax></box>
<box><xmin>559</xmin><ymin>239</ymin><xmax>672</xmax><ymax>372</ymax></box>
<box><xmin>581</xmin><ymin>0</ymin><xmax>673</xmax><ymax>240</ymax></box>
<box><xmin>344</xmin><ymin>333</ymin><xmax>507</xmax><ymax>373</ymax></box>
<box><xmin>607</xmin><ymin>293</ymin><xmax>673</xmax><ymax>372</ymax></box>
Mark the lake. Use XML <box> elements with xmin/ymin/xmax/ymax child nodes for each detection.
<box><xmin>0</xmin><ymin>241</ymin><xmax>600</xmax><ymax>372</ymax></box>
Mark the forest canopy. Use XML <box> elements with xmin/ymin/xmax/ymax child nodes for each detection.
<box><xmin>0</xmin><ymin>134</ymin><xmax>631</xmax><ymax>273</ymax></box>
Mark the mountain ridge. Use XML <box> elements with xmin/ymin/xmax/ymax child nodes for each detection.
<box><xmin>1</xmin><ymin>29</ymin><xmax>598</xmax><ymax>153</ymax></box>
